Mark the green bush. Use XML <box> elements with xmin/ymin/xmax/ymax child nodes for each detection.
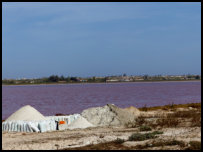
<box><xmin>128</xmin><ymin>131</ymin><xmax>163</xmax><ymax>141</ymax></box>
<box><xmin>128</xmin><ymin>133</ymin><xmax>147</xmax><ymax>141</ymax></box>
<box><xmin>140</xmin><ymin>125</ymin><xmax>152</xmax><ymax>131</ymax></box>
<box><xmin>114</xmin><ymin>138</ymin><xmax>125</xmax><ymax>144</ymax></box>
<box><xmin>152</xmin><ymin>131</ymin><xmax>163</xmax><ymax>134</ymax></box>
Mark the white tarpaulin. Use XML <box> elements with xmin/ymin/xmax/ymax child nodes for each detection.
<box><xmin>45</xmin><ymin>114</ymin><xmax>80</xmax><ymax>125</ymax></box>
<box><xmin>2</xmin><ymin>120</ymin><xmax>57</xmax><ymax>133</ymax></box>
<box><xmin>2</xmin><ymin>114</ymin><xmax>81</xmax><ymax>133</ymax></box>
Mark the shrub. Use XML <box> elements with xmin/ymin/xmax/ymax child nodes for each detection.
<box><xmin>166</xmin><ymin>139</ymin><xmax>185</xmax><ymax>147</ymax></box>
<box><xmin>115</xmin><ymin>138</ymin><xmax>125</xmax><ymax>144</ymax></box>
<box><xmin>156</xmin><ymin>117</ymin><xmax>179</xmax><ymax>128</ymax></box>
<box><xmin>136</xmin><ymin>116</ymin><xmax>146</xmax><ymax>126</ymax></box>
<box><xmin>140</xmin><ymin>104</ymin><xmax>148</xmax><ymax>112</ymax></box>
<box><xmin>186</xmin><ymin>141</ymin><xmax>201</xmax><ymax>150</ymax></box>
<box><xmin>152</xmin><ymin>131</ymin><xmax>163</xmax><ymax>134</ymax></box>
<box><xmin>128</xmin><ymin>133</ymin><xmax>148</xmax><ymax>141</ymax></box>
<box><xmin>138</xmin><ymin>103</ymin><xmax>201</xmax><ymax>111</ymax></box>
<box><xmin>125</xmin><ymin>117</ymin><xmax>145</xmax><ymax>128</ymax></box>
<box><xmin>191</xmin><ymin>113</ymin><xmax>201</xmax><ymax>127</ymax></box>
<box><xmin>134</xmin><ymin>139</ymin><xmax>184</xmax><ymax>150</ymax></box>
<box><xmin>128</xmin><ymin>131</ymin><xmax>163</xmax><ymax>141</ymax></box>
<box><xmin>172</xmin><ymin>110</ymin><xmax>194</xmax><ymax>118</ymax></box>
<box><xmin>140</xmin><ymin>125</ymin><xmax>152</xmax><ymax>131</ymax></box>
<box><xmin>149</xmin><ymin>139</ymin><xmax>185</xmax><ymax>147</ymax></box>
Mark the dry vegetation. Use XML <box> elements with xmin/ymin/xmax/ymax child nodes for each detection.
<box><xmin>133</xmin><ymin>102</ymin><xmax>201</xmax><ymax>129</ymax></box>
<box><xmin>2</xmin><ymin>103</ymin><xmax>201</xmax><ymax>150</ymax></box>
<box><xmin>63</xmin><ymin>102</ymin><xmax>201</xmax><ymax>150</ymax></box>
<box><xmin>138</xmin><ymin>102</ymin><xmax>201</xmax><ymax>111</ymax></box>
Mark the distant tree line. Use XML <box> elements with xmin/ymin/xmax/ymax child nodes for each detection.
<box><xmin>2</xmin><ymin>74</ymin><xmax>201</xmax><ymax>85</ymax></box>
<box><xmin>47</xmin><ymin>75</ymin><xmax>80</xmax><ymax>83</ymax></box>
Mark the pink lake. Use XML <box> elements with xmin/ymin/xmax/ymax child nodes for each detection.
<box><xmin>2</xmin><ymin>81</ymin><xmax>201</xmax><ymax>120</ymax></box>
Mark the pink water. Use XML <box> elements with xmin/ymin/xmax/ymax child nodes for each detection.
<box><xmin>2</xmin><ymin>81</ymin><xmax>201</xmax><ymax>120</ymax></box>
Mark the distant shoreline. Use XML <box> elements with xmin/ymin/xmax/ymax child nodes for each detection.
<box><xmin>2</xmin><ymin>79</ymin><xmax>201</xmax><ymax>86</ymax></box>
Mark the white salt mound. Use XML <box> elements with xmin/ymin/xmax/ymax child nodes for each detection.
<box><xmin>6</xmin><ymin>105</ymin><xmax>47</xmax><ymax>121</ymax></box>
<box><xmin>67</xmin><ymin>116</ymin><xmax>94</xmax><ymax>130</ymax></box>
<box><xmin>81</xmin><ymin>104</ymin><xmax>137</xmax><ymax>127</ymax></box>
<box><xmin>124</xmin><ymin>106</ymin><xmax>141</xmax><ymax>116</ymax></box>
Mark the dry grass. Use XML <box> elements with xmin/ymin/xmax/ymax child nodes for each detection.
<box><xmin>155</xmin><ymin>117</ymin><xmax>180</xmax><ymax>128</ymax></box>
<box><xmin>172</xmin><ymin>110</ymin><xmax>197</xmax><ymax>118</ymax></box>
<box><xmin>135</xmin><ymin>139</ymin><xmax>185</xmax><ymax>149</ymax></box>
<box><xmin>136</xmin><ymin>116</ymin><xmax>146</xmax><ymax>126</ymax></box>
<box><xmin>165</xmin><ymin>110</ymin><xmax>201</xmax><ymax>127</ymax></box>
<box><xmin>62</xmin><ymin>141</ymin><xmax>130</xmax><ymax>150</ymax></box>
<box><xmin>125</xmin><ymin>116</ymin><xmax>147</xmax><ymax>128</ymax></box>
<box><xmin>115</xmin><ymin>103</ymin><xmax>201</xmax><ymax>129</ymax></box>
<box><xmin>139</xmin><ymin>102</ymin><xmax>201</xmax><ymax>111</ymax></box>
<box><xmin>62</xmin><ymin>131</ymin><xmax>163</xmax><ymax>150</ymax></box>
<box><xmin>60</xmin><ymin>103</ymin><xmax>201</xmax><ymax>150</ymax></box>
<box><xmin>185</xmin><ymin>141</ymin><xmax>201</xmax><ymax>150</ymax></box>
<box><xmin>191</xmin><ymin>114</ymin><xmax>201</xmax><ymax>127</ymax></box>
<box><xmin>140</xmin><ymin>106</ymin><xmax>201</xmax><ymax>128</ymax></box>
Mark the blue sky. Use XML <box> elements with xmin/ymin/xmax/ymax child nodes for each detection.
<box><xmin>2</xmin><ymin>2</ymin><xmax>201</xmax><ymax>79</ymax></box>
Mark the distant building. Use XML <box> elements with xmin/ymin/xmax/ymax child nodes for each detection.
<box><xmin>106</xmin><ymin>79</ymin><xmax>119</xmax><ymax>82</ymax></box>
<box><xmin>80</xmin><ymin>79</ymin><xmax>87</xmax><ymax>82</ymax></box>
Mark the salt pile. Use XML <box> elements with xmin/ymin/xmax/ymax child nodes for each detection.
<box><xmin>124</xmin><ymin>106</ymin><xmax>141</xmax><ymax>116</ymax></box>
<box><xmin>81</xmin><ymin>104</ymin><xmax>138</xmax><ymax>127</ymax></box>
<box><xmin>67</xmin><ymin>116</ymin><xmax>94</xmax><ymax>130</ymax></box>
<box><xmin>6</xmin><ymin>105</ymin><xmax>47</xmax><ymax>121</ymax></box>
<box><xmin>3</xmin><ymin>105</ymin><xmax>56</xmax><ymax>133</ymax></box>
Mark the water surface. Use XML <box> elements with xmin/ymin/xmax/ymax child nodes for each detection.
<box><xmin>2</xmin><ymin>81</ymin><xmax>201</xmax><ymax>120</ymax></box>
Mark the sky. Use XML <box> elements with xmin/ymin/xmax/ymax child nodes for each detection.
<box><xmin>2</xmin><ymin>2</ymin><xmax>201</xmax><ymax>79</ymax></box>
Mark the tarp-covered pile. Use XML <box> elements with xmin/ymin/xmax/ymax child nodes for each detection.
<box><xmin>2</xmin><ymin>105</ymin><xmax>83</xmax><ymax>133</ymax></box>
<box><xmin>2</xmin><ymin>120</ymin><xmax>56</xmax><ymax>133</ymax></box>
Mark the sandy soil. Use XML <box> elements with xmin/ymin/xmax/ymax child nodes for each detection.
<box><xmin>2</xmin><ymin>104</ymin><xmax>201</xmax><ymax>150</ymax></box>
<box><xmin>2</xmin><ymin>127</ymin><xmax>138</xmax><ymax>150</ymax></box>
<box><xmin>2</xmin><ymin>126</ymin><xmax>200</xmax><ymax>150</ymax></box>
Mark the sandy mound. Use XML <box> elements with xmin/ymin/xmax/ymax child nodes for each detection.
<box><xmin>124</xmin><ymin>106</ymin><xmax>141</xmax><ymax>116</ymax></box>
<box><xmin>81</xmin><ymin>104</ymin><xmax>138</xmax><ymax>127</ymax></box>
<box><xmin>6</xmin><ymin>105</ymin><xmax>47</xmax><ymax>121</ymax></box>
<box><xmin>67</xmin><ymin>116</ymin><xmax>94</xmax><ymax>130</ymax></box>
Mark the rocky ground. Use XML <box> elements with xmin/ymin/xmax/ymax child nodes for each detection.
<box><xmin>2</xmin><ymin>103</ymin><xmax>201</xmax><ymax>150</ymax></box>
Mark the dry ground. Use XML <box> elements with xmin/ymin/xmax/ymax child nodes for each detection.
<box><xmin>2</xmin><ymin>103</ymin><xmax>201</xmax><ymax>150</ymax></box>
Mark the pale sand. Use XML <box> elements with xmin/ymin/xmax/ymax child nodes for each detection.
<box><xmin>67</xmin><ymin>116</ymin><xmax>94</xmax><ymax>130</ymax></box>
<box><xmin>6</xmin><ymin>105</ymin><xmax>47</xmax><ymax>121</ymax></box>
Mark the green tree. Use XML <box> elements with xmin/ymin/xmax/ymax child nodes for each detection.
<box><xmin>92</xmin><ymin>76</ymin><xmax>96</xmax><ymax>82</ymax></box>
<box><xmin>143</xmin><ymin>75</ymin><xmax>149</xmax><ymax>80</ymax></box>
<box><xmin>195</xmin><ymin>75</ymin><xmax>200</xmax><ymax>79</ymax></box>
<box><xmin>59</xmin><ymin>75</ymin><xmax>65</xmax><ymax>81</ymax></box>
<box><xmin>70</xmin><ymin>77</ymin><xmax>78</xmax><ymax>82</ymax></box>
<box><xmin>48</xmin><ymin>75</ymin><xmax>59</xmax><ymax>82</ymax></box>
<box><xmin>187</xmin><ymin>74</ymin><xmax>192</xmax><ymax>79</ymax></box>
<box><xmin>66</xmin><ymin>77</ymin><xmax>71</xmax><ymax>82</ymax></box>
